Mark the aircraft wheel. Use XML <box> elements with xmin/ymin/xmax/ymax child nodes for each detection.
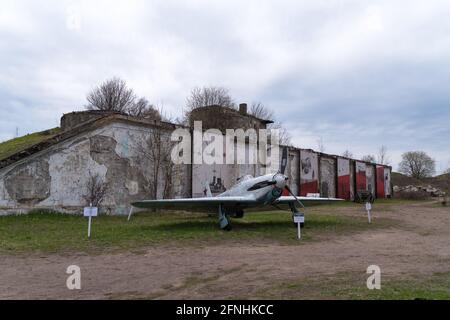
<box><xmin>222</xmin><ymin>224</ymin><xmax>232</xmax><ymax>232</ymax></box>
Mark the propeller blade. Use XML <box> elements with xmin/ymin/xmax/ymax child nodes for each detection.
<box><xmin>280</xmin><ymin>146</ymin><xmax>288</xmax><ymax>174</ymax></box>
<box><xmin>285</xmin><ymin>185</ymin><xmax>305</xmax><ymax>209</ymax></box>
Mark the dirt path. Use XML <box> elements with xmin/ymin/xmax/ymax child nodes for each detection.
<box><xmin>1</xmin><ymin>202</ymin><xmax>449</xmax><ymax>299</ymax></box>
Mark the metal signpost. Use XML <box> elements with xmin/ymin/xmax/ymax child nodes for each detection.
<box><xmin>293</xmin><ymin>213</ymin><xmax>305</xmax><ymax>240</ymax></box>
<box><xmin>84</xmin><ymin>204</ymin><xmax>98</xmax><ymax>238</ymax></box>
<box><xmin>365</xmin><ymin>202</ymin><xmax>372</xmax><ymax>224</ymax></box>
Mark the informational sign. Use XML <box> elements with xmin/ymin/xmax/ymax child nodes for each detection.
<box><xmin>293</xmin><ymin>213</ymin><xmax>305</xmax><ymax>240</ymax></box>
<box><xmin>84</xmin><ymin>206</ymin><xmax>98</xmax><ymax>238</ymax></box>
<box><xmin>83</xmin><ymin>207</ymin><xmax>98</xmax><ymax>217</ymax></box>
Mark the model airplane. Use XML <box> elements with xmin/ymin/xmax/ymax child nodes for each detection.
<box><xmin>131</xmin><ymin>147</ymin><xmax>343</xmax><ymax>230</ymax></box>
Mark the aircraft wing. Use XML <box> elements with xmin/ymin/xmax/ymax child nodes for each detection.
<box><xmin>275</xmin><ymin>196</ymin><xmax>344</xmax><ymax>205</ymax></box>
<box><xmin>132</xmin><ymin>196</ymin><xmax>257</xmax><ymax>212</ymax></box>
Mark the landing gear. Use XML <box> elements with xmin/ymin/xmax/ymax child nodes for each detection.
<box><xmin>289</xmin><ymin>202</ymin><xmax>305</xmax><ymax>228</ymax></box>
<box><xmin>218</xmin><ymin>204</ymin><xmax>232</xmax><ymax>231</ymax></box>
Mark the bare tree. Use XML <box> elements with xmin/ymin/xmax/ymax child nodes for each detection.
<box><xmin>399</xmin><ymin>151</ymin><xmax>436</xmax><ymax>179</ymax></box>
<box><xmin>342</xmin><ymin>150</ymin><xmax>353</xmax><ymax>158</ymax></box>
<box><xmin>362</xmin><ymin>155</ymin><xmax>376</xmax><ymax>163</ymax></box>
<box><xmin>135</xmin><ymin>129</ymin><xmax>175</xmax><ymax>199</ymax></box>
<box><xmin>127</xmin><ymin>97</ymin><xmax>161</xmax><ymax>120</ymax></box>
<box><xmin>183</xmin><ymin>86</ymin><xmax>235</xmax><ymax>124</ymax></box>
<box><xmin>86</xmin><ymin>77</ymin><xmax>136</xmax><ymax>113</ymax></box>
<box><xmin>377</xmin><ymin>145</ymin><xmax>390</xmax><ymax>165</ymax></box>
<box><xmin>250</xmin><ymin>102</ymin><xmax>274</xmax><ymax>120</ymax></box>
<box><xmin>86</xmin><ymin>77</ymin><xmax>161</xmax><ymax>120</ymax></box>
<box><xmin>83</xmin><ymin>172</ymin><xmax>108</xmax><ymax>207</ymax></box>
<box><xmin>249</xmin><ymin>102</ymin><xmax>291</xmax><ymax>146</ymax></box>
<box><xmin>186</xmin><ymin>86</ymin><xmax>235</xmax><ymax>111</ymax></box>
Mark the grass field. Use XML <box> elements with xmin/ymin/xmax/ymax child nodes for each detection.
<box><xmin>1</xmin><ymin>200</ymin><xmax>448</xmax><ymax>300</ymax></box>
<box><xmin>0</xmin><ymin>207</ymin><xmax>392</xmax><ymax>254</ymax></box>
<box><xmin>254</xmin><ymin>271</ymin><xmax>450</xmax><ymax>300</ymax></box>
<box><xmin>0</xmin><ymin>127</ymin><xmax>60</xmax><ymax>160</ymax></box>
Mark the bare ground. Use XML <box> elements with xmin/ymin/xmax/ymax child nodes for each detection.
<box><xmin>1</xmin><ymin>202</ymin><xmax>449</xmax><ymax>300</ymax></box>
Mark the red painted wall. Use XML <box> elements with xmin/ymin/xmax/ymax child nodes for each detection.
<box><xmin>337</xmin><ymin>175</ymin><xmax>351</xmax><ymax>199</ymax></box>
<box><xmin>300</xmin><ymin>181</ymin><xmax>319</xmax><ymax>196</ymax></box>
<box><xmin>337</xmin><ymin>158</ymin><xmax>351</xmax><ymax>200</ymax></box>
<box><xmin>355</xmin><ymin>162</ymin><xmax>367</xmax><ymax>192</ymax></box>
<box><xmin>376</xmin><ymin>166</ymin><xmax>385</xmax><ymax>198</ymax></box>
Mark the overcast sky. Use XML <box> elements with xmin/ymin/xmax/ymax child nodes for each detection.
<box><xmin>1</xmin><ymin>0</ymin><xmax>449</xmax><ymax>172</ymax></box>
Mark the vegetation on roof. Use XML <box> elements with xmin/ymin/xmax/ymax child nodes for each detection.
<box><xmin>0</xmin><ymin>127</ymin><xmax>61</xmax><ymax>161</ymax></box>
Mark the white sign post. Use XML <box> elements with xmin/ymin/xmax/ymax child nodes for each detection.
<box><xmin>84</xmin><ymin>204</ymin><xmax>98</xmax><ymax>238</ymax></box>
<box><xmin>293</xmin><ymin>214</ymin><xmax>305</xmax><ymax>240</ymax></box>
<box><xmin>365</xmin><ymin>202</ymin><xmax>372</xmax><ymax>224</ymax></box>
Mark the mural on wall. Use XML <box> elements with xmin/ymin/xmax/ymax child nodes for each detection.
<box><xmin>376</xmin><ymin>165</ymin><xmax>385</xmax><ymax>198</ymax></box>
<box><xmin>337</xmin><ymin>158</ymin><xmax>351</xmax><ymax>200</ymax></box>
<box><xmin>355</xmin><ymin>161</ymin><xmax>367</xmax><ymax>192</ymax></box>
<box><xmin>299</xmin><ymin>150</ymin><xmax>319</xmax><ymax>196</ymax></box>
<box><xmin>366</xmin><ymin>165</ymin><xmax>376</xmax><ymax>196</ymax></box>
<box><xmin>192</xmin><ymin>138</ymin><xmax>260</xmax><ymax>198</ymax></box>
<box><xmin>320</xmin><ymin>157</ymin><xmax>336</xmax><ymax>198</ymax></box>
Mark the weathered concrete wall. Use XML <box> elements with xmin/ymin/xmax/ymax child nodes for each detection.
<box><xmin>349</xmin><ymin>160</ymin><xmax>355</xmax><ymax>200</ymax></box>
<box><xmin>189</xmin><ymin>105</ymin><xmax>269</xmax><ymax>134</ymax></box>
<box><xmin>366</xmin><ymin>165</ymin><xmax>376</xmax><ymax>197</ymax></box>
<box><xmin>286</xmin><ymin>148</ymin><xmax>300</xmax><ymax>196</ymax></box>
<box><xmin>319</xmin><ymin>156</ymin><xmax>336</xmax><ymax>198</ymax></box>
<box><xmin>0</xmin><ymin>122</ymin><xmax>191</xmax><ymax>215</ymax></box>
<box><xmin>384</xmin><ymin>167</ymin><xmax>392</xmax><ymax>197</ymax></box>
<box><xmin>192</xmin><ymin>137</ymin><xmax>263</xmax><ymax>198</ymax></box>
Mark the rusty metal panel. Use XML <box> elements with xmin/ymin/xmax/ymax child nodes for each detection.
<box><xmin>376</xmin><ymin>165</ymin><xmax>385</xmax><ymax>198</ymax></box>
<box><xmin>337</xmin><ymin>158</ymin><xmax>351</xmax><ymax>200</ymax></box>
<box><xmin>299</xmin><ymin>150</ymin><xmax>319</xmax><ymax>196</ymax></box>
<box><xmin>366</xmin><ymin>165</ymin><xmax>376</xmax><ymax>197</ymax></box>
<box><xmin>355</xmin><ymin>161</ymin><xmax>367</xmax><ymax>193</ymax></box>
<box><xmin>319</xmin><ymin>156</ymin><xmax>336</xmax><ymax>198</ymax></box>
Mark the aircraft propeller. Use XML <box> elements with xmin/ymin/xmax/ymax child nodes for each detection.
<box><xmin>279</xmin><ymin>146</ymin><xmax>305</xmax><ymax>209</ymax></box>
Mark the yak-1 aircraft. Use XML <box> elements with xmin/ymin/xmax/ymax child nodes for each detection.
<box><xmin>131</xmin><ymin>147</ymin><xmax>343</xmax><ymax>230</ymax></box>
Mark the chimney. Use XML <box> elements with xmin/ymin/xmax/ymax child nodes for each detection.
<box><xmin>239</xmin><ymin>103</ymin><xmax>248</xmax><ymax>115</ymax></box>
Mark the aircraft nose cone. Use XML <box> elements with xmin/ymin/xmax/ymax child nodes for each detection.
<box><xmin>275</xmin><ymin>174</ymin><xmax>288</xmax><ymax>189</ymax></box>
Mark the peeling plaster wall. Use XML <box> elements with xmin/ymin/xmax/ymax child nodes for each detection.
<box><xmin>0</xmin><ymin>122</ymin><xmax>191</xmax><ymax>215</ymax></box>
<box><xmin>319</xmin><ymin>156</ymin><xmax>336</xmax><ymax>198</ymax></box>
